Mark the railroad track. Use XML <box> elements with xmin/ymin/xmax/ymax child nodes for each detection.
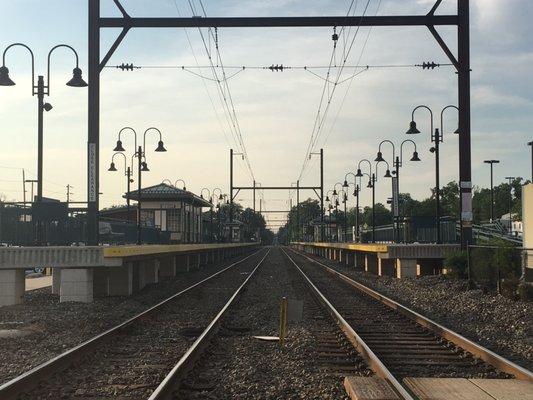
<box><xmin>0</xmin><ymin>248</ymin><xmax>269</xmax><ymax>400</ymax></box>
<box><xmin>282</xmin><ymin>247</ymin><xmax>533</xmax><ymax>400</ymax></box>
<box><xmin>149</xmin><ymin>246</ymin><xmax>370</xmax><ymax>399</ymax></box>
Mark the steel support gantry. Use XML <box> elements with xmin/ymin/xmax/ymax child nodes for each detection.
<box><xmin>87</xmin><ymin>0</ymin><xmax>472</xmax><ymax>247</ymax></box>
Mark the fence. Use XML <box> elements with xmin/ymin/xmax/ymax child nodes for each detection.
<box><xmin>0</xmin><ymin>203</ymin><xmax>170</xmax><ymax>246</ymax></box>
<box><xmin>466</xmin><ymin>244</ymin><xmax>530</xmax><ymax>298</ymax></box>
<box><xmin>358</xmin><ymin>217</ymin><xmax>457</xmax><ymax>244</ymax></box>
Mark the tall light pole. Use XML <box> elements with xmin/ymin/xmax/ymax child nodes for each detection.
<box><xmin>112</xmin><ymin>127</ymin><xmax>167</xmax><ymax>244</ymax></box>
<box><xmin>0</xmin><ymin>43</ymin><xmax>87</xmax><ymax>244</ymax></box>
<box><xmin>407</xmin><ymin>104</ymin><xmax>458</xmax><ymax>243</ymax></box>
<box><xmin>483</xmin><ymin>160</ymin><xmax>500</xmax><ymax>223</ymax></box>
<box><xmin>375</xmin><ymin>139</ymin><xmax>420</xmax><ymax>242</ymax></box>
<box><xmin>108</xmin><ymin>152</ymin><xmax>133</xmax><ymax>221</ymax></box>
<box><xmin>343</xmin><ymin>172</ymin><xmax>359</xmax><ymax>242</ymax></box>
<box><xmin>505</xmin><ymin>177</ymin><xmax>515</xmax><ymax>234</ymax></box>
<box><xmin>201</xmin><ymin>188</ymin><xmax>213</xmax><ymax>243</ymax></box>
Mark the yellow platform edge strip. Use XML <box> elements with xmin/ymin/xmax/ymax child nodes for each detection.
<box><xmin>292</xmin><ymin>242</ymin><xmax>388</xmax><ymax>253</ymax></box>
<box><xmin>103</xmin><ymin>243</ymin><xmax>256</xmax><ymax>258</ymax></box>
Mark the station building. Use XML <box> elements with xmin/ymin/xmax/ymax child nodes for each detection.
<box><xmin>102</xmin><ymin>183</ymin><xmax>212</xmax><ymax>244</ymax></box>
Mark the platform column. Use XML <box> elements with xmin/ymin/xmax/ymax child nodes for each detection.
<box><xmin>0</xmin><ymin>269</ymin><xmax>25</xmax><ymax>306</ymax></box>
<box><xmin>159</xmin><ymin>257</ymin><xmax>176</xmax><ymax>280</ymax></box>
<box><xmin>52</xmin><ymin>268</ymin><xmax>61</xmax><ymax>295</ymax></box>
<box><xmin>108</xmin><ymin>263</ymin><xmax>133</xmax><ymax>296</ymax></box>
<box><xmin>60</xmin><ymin>268</ymin><xmax>93</xmax><ymax>303</ymax></box>
<box><xmin>396</xmin><ymin>258</ymin><xmax>417</xmax><ymax>278</ymax></box>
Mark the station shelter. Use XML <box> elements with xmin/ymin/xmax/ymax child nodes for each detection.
<box><xmin>122</xmin><ymin>183</ymin><xmax>212</xmax><ymax>244</ymax></box>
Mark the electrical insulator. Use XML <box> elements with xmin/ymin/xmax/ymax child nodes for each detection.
<box><xmin>332</xmin><ymin>26</ymin><xmax>338</xmax><ymax>42</ymax></box>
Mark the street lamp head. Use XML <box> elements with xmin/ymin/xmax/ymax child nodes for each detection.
<box><xmin>219</xmin><ymin>194</ymin><xmax>224</xmax><ymax>200</ymax></box>
<box><xmin>108</xmin><ymin>162</ymin><xmax>117</xmax><ymax>172</ymax></box>
<box><xmin>353</xmin><ymin>189</ymin><xmax>358</xmax><ymax>197</ymax></box>
<box><xmin>43</xmin><ymin>103</ymin><xmax>53</xmax><ymax>112</ymax></box>
<box><xmin>0</xmin><ymin>66</ymin><xmax>15</xmax><ymax>86</ymax></box>
<box><xmin>155</xmin><ymin>140</ymin><xmax>167</xmax><ymax>152</ymax></box>
<box><xmin>410</xmin><ymin>151</ymin><xmax>421</xmax><ymax>162</ymax></box>
<box><xmin>332</xmin><ymin>189</ymin><xmax>337</xmax><ymax>196</ymax></box>
<box><xmin>384</xmin><ymin>169</ymin><xmax>392</xmax><ymax>178</ymax></box>
<box><xmin>367</xmin><ymin>179</ymin><xmax>373</xmax><ymax>188</ymax></box>
<box><xmin>355</xmin><ymin>168</ymin><xmax>363</xmax><ymax>177</ymax></box>
<box><xmin>325</xmin><ymin>195</ymin><xmax>330</xmax><ymax>202</ymax></box>
<box><xmin>454</xmin><ymin>127</ymin><xmax>460</xmax><ymax>134</ymax></box>
<box><xmin>406</xmin><ymin>120</ymin><xmax>421</xmax><ymax>135</ymax></box>
<box><xmin>141</xmin><ymin>161</ymin><xmax>149</xmax><ymax>172</ymax></box>
<box><xmin>343</xmin><ymin>180</ymin><xmax>349</xmax><ymax>188</ymax></box>
<box><xmin>66</xmin><ymin>67</ymin><xmax>88</xmax><ymax>87</ymax></box>
<box><xmin>375</xmin><ymin>151</ymin><xmax>385</xmax><ymax>162</ymax></box>
<box><xmin>113</xmin><ymin>140</ymin><xmax>125</xmax><ymax>152</ymax></box>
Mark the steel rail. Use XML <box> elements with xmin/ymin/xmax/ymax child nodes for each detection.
<box><xmin>0</xmin><ymin>248</ymin><xmax>265</xmax><ymax>400</ymax></box>
<box><xmin>290</xmin><ymin>248</ymin><xmax>533</xmax><ymax>382</ymax></box>
<box><xmin>281</xmin><ymin>247</ymin><xmax>414</xmax><ymax>400</ymax></box>
<box><xmin>148</xmin><ymin>248</ymin><xmax>272</xmax><ymax>400</ymax></box>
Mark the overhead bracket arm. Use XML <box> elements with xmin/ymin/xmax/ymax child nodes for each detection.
<box><xmin>427</xmin><ymin>25</ymin><xmax>459</xmax><ymax>70</ymax></box>
<box><xmin>426</xmin><ymin>0</ymin><xmax>459</xmax><ymax>71</ymax></box>
<box><xmin>99</xmin><ymin>0</ymin><xmax>131</xmax><ymax>72</ymax></box>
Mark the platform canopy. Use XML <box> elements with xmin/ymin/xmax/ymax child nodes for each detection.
<box><xmin>124</xmin><ymin>183</ymin><xmax>212</xmax><ymax>208</ymax></box>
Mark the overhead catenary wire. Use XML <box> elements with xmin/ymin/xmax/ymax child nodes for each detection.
<box><xmin>187</xmin><ymin>0</ymin><xmax>256</xmax><ymax>182</ymax></box>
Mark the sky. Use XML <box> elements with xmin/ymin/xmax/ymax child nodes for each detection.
<box><xmin>0</xmin><ymin>0</ymin><xmax>532</xmax><ymax>231</ymax></box>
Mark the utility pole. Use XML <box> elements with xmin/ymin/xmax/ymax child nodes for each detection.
<box><xmin>505</xmin><ymin>176</ymin><xmax>515</xmax><ymax>234</ymax></box>
<box><xmin>484</xmin><ymin>159</ymin><xmax>499</xmax><ymax>222</ymax></box>
<box><xmin>22</xmin><ymin>169</ymin><xmax>27</xmax><ymax>223</ymax></box>
<box><xmin>253</xmin><ymin>180</ymin><xmax>256</xmax><ymax>212</ymax></box>
<box><xmin>229</xmin><ymin>148</ymin><xmax>233</xmax><ymax>224</ymax></box>
<box><xmin>458</xmin><ymin>0</ymin><xmax>473</xmax><ymax>247</ymax></box>
<box><xmin>296</xmin><ymin>180</ymin><xmax>300</xmax><ymax>241</ymax></box>
<box><xmin>66</xmin><ymin>184</ymin><xmax>74</xmax><ymax>205</ymax></box>
<box><xmin>320</xmin><ymin>148</ymin><xmax>324</xmax><ymax>241</ymax></box>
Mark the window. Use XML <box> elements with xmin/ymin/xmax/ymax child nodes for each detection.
<box><xmin>167</xmin><ymin>209</ymin><xmax>182</xmax><ymax>232</ymax></box>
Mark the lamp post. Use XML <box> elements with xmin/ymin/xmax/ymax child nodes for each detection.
<box><xmin>325</xmin><ymin>190</ymin><xmax>335</xmax><ymax>242</ymax></box>
<box><xmin>407</xmin><ymin>105</ymin><xmax>458</xmax><ymax>243</ymax></box>
<box><xmin>375</xmin><ymin>139</ymin><xmax>420</xmax><ymax>242</ymax></box>
<box><xmin>343</xmin><ymin>172</ymin><xmax>357</xmax><ymax>241</ymax></box>
<box><xmin>112</xmin><ymin>127</ymin><xmax>166</xmax><ymax>244</ymax></box>
<box><xmin>1</xmin><ymin>43</ymin><xmax>87</xmax><ymax>244</ymax></box>
<box><xmin>201</xmin><ymin>188</ymin><xmax>213</xmax><ymax>243</ymax></box>
<box><xmin>505</xmin><ymin>177</ymin><xmax>515</xmax><ymax>234</ymax></box>
<box><xmin>484</xmin><ymin>159</ymin><xmax>500</xmax><ymax>222</ymax></box>
<box><xmin>108</xmin><ymin>152</ymin><xmax>133</xmax><ymax>221</ymax></box>
<box><xmin>212</xmin><ymin>188</ymin><xmax>223</xmax><ymax>243</ymax></box>
<box><xmin>355</xmin><ymin>160</ymin><xmax>377</xmax><ymax>243</ymax></box>
<box><xmin>333</xmin><ymin>182</ymin><xmax>345</xmax><ymax>242</ymax></box>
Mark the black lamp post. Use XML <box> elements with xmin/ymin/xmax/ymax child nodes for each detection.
<box><xmin>1</xmin><ymin>43</ymin><xmax>87</xmax><ymax>244</ymax></box>
<box><xmin>201</xmin><ymin>188</ymin><xmax>213</xmax><ymax>243</ymax></box>
<box><xmin>505</xmin><ymin>177</ymin><xmax>515</xmax><ymax>234</ymax></box>
<box><xmin>343</xmin><ymin>172</ymin><xmax>359</xmax><ymax>242</ymax></box>
<box><xmin>333</xmin><ymin>182</ymin><xmax>346</xmax><ymax>242</ymax></box>
<box><xmin>355</xmin><ymin>160</ymin><xmax>376</xmax><ymax>243</ymax></box>
<box><xmin>484</xmin><ymin>159</ymin><xmax>500</xmax><ymax>222</ymax></box>
<box><xmin>212</xmin><ymin>188</ymin><xmax>223</xmax><ymax>243</ymax></box>
<box><xmin>108</xmin><ymin>152</ymin><xmax>133</xmax><ymax>221</ymax></box>
<box><xmin>407</xmin><ymin>105</ymin><xmax>458</xmax><ymax>243</ymax></box>
<box><xmin>375</xmin><ymin>139</ymin><xmax>420</xmax><ymax>242</ymax></box>
<box><xmin>112</xmin><ymin>127</ymin><xmax>166</xmax><ymax>244</ymax></box>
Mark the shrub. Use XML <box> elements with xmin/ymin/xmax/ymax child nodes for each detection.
<box><xmin>444</xmin><ymin>251</ymin><xmax>468</xmax><ymax>279</ymax></box>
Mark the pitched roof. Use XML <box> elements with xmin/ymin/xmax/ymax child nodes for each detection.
<box><xmin>124</xmin><ymin>183</ymin><xmax>212</xmax><ymax>207</ymax></box>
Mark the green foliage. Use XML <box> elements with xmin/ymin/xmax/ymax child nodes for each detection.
<box><xmin>473</xmin><ymin>177</ymin><xmax>527</xmax><ymax>223</ymax></box>
<box><xmin>444</xmin><ymin>251</ymin><xmax>468</xmax><ymax>278</ymax></box>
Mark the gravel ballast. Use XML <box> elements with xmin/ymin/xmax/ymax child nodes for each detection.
<box><xmin>179</xmin><ymin>247</ymin><xmax>371</xmax><ymax>400</ymax></box>
<box><xmin>305</xmin><ymin>251</ymin><xmax>533</xmax><ymax>371</ymax></box>
<box><xmin>0</xmin><ymin>250</ymin><xmax>259</xmax><ymax>386</ymax></box>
